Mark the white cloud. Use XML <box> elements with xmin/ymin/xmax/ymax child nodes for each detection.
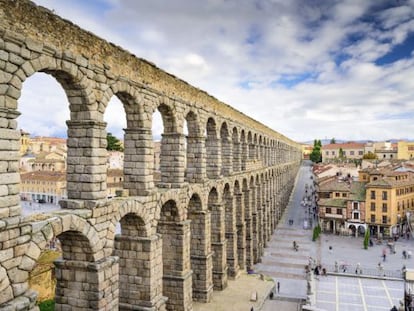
<box><xmin>23</xmin><ymin>0</ymin><xmax>414</xmax><ymax>143</ymax></box>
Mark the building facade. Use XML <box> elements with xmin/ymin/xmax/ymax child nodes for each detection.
<box><xmin>322</xmin><ymin>142</ymin><xmax>365</xmax><ymax>162</ymax></box>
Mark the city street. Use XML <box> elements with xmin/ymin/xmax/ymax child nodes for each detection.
<box><xmin>256</xmin><ymin>161</ymin><xmax>411</xmax><ymax>311</ymax></box>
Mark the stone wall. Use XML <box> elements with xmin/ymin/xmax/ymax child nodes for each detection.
<box><xmin>0</xmin><ymin>1</ymin><xmax>302</xmax><ymax>310</ymax></box>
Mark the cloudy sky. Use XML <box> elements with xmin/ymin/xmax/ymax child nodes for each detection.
<box><xmin>19</xmin><ymin>0</ymin><xmax>414</xmax><ymax>143</ymax></box>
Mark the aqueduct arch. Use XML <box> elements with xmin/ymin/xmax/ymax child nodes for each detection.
<box><xmin>0</xmin><ymin>1</ymin><xmax>302</xmax><ymax>310</ymax></box>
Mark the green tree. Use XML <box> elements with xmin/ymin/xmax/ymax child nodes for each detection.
<box><xmin>312</xmin><ymin>224</ymin><xmax>321</xmax><ymax>241</ymax></box>
<box><xmin>310</xmin><ymin>139</ymin><xmax>322</xmax><ymax>163</ymax></box>
<box><xmin>363</xmin><ymin>151</ymin><xmax>377</xmax><ymax>159</ymax></box>
<box><xmin>330</xmin><ymin>137</ymin><xmax>336</xmax><ymax>144</ymax></box>
<box><xmin>363</xmin><ymin>229</ymin><xmax>370</xmax><ymax>250</ymax></box>
<box><xmin>107</xmin><ymin>132</ymin><xmax>124</xmax><ymax>151</ymax></box>
<box><xmin>339</xmin><ymin>148</ymin><xmax>345</xmax><ymax>159</ymax></box>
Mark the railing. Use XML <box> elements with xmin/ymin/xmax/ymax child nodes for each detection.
<box><xmin>321</xmin><ymin>264</ymin><xmax>404</xmax><ymax>279</ymax></box>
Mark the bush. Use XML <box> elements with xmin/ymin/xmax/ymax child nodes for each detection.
<box><xmin>38</xmin><ymin>300</ymin><xmax>55</xmax><ymax>311</ymax></box>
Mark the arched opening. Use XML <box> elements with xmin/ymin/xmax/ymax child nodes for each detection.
<box><xmin>188</xmin><ymin>193</ymin><xmax>213</xmax><ymax>302</ymax></box>
<box><xmin>19</xmin><ymin>73</ymin><xmax>70</xmax><ymax>215</ymax></box>
<box><xmin>104</xmin><ymin>95</ymin><xmax>127</xmax><ymax>199</ymax></box>
<box><xmin>152</xmin><ymin>108</ymin><xmax>163</xmax><ymax>183</ymax></box>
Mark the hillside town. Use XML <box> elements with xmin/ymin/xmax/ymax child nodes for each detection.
<box><xmin>302</xmin><ymin>140</ymin><xmax>414</xmax><ymax>241</ymax></box>
<box><xmin>21</xmin><ymin>129</ymin><xmax>414</xmax><ymax>243</ymax></box>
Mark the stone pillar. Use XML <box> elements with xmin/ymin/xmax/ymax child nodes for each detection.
<box><xmin>235</xmin><ymin>193</ymin><xmax>246</xmax><ymax>271</ymax></box>
<box><xmin>221</xmin><ymin>136</ymin><xmax>232</xmax><ymax>176</ymax></box>
<box><xmin>210</xmin><ymin>203</ymin><xmax>228</xmax><ymax>290</ymax></box>
<box><xmin>160</xmin><ymin>133</ymin><xmax>186</xmax><ymax>187</ymax></box>
<box><xmin>0</xmin><ymin>108</ymin><xmax>21</xmax><ymax>218</ymax></box>
<box><xmin>241</xmin><ymin>140</ymin><xmax>248</xmax><ymax>171</ymax></box>
<box><xmin>159</xmin><ymin>220</ymin><xmax>192</xmax><ymax>311</ymax></box>
<box><xmin>206</xmin><ymin>135</ymin><xmax>221</xmax><ymax>179</ymax></box>
<box><xmin>225</xmin><ymin>193</ymin><xmax>239</xmax><ymax>278</ymax></box>
<box><xmin>189</xmin><ymin>211</ymin><xmax>213</xmax><ymax>302</ymax></box>
<box><xmin>54</xmin><ymin>256</ymin><xmax>119</xmax><ymax>310</ymax></box>
<box><xmin>243</xmin><ymin>189</ymin><xmax>254</xmax><ymax>270</ymax></box>
<box><xmin>114</xmin><ymin>234</ymin><xmax>166</xmax><ymax>311</ymax></box>
<box><xmin>186</xmin><ymin>135</ymin><xmax>206</xmax><ymax>183</ymax></box>
<box><xmin>250</xmin><ymin>185</ymin><xmax>259</xmax><ymax>264</ymax></box>
<box><xmin>232</xmin><ymin>140</ymin><xmax>241</xmax><ymax>173</ymax></box>
<box><xmin>66</xmin><ymin>120</ymin><xmax>107</xmax><ymax>200</ymax></box>
<box><xmin>256</xmin><ymin>185</ymin><xmax>264</xmax><ymax>260</ymax></box>
<box><xmin>123</xmin><ymin>128</ymin><xmax>154</xmax><ymax>196</ymax></box>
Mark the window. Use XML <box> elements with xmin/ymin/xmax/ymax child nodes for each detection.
<box><xmin>382</xmin><ymin>216</ymin><xmax>387</xmax><ymax>224</ymax></box>
<box><xmin>350</xmin><ymin>151</ymin><xmax>355</xmax><ymax>155</ymax></box>
<box><xmin>335</xmin><ymin>192</ymin><xmax>340</xmax><ymax>197</ymax></box>
<box><xmin>353</xmin><ymin>212</ymin><xmax>359</xmax><ymax>220</ymax></box>
<box><xmin>353</xmin><ymin>202</ymin><xmax>359</xmax><ymax>210</ymax></box>
<box><xmin>371</xmin><ymin>215</ymin><xmax>375</xmax><ymax>223</ymax></box>
<box><xmin>326</xmin><ymin>207</ymin><xmax>331</xmax><ymax>214</ymax></box>
<box><xmin>336</xmin><ymin>209</ymin><xmax>342</xmax><ymax>215</ymax></box>
<box><xmin>370</xmin><ymin>191</ymin><xmax>376</xmax><ymax>199</ymax></box>
<box><xmin>358</xmin><ymin>151</ymin><xmax>363</xmax><ymax>155</ymax></box>
<box><xmin>382</xmin><ymin>191</ymin><xmax>387</xmax><ymax>200</ymax></box>
<box><xmin>342</xmin><ymin>193</ymin><xmax>347</xmax><ymax>198</ymax></box>
<box><xmin>382</xmin><ymin>203</ymin><xmax>387</xmax><ymax>213</ymax></box>
<box><xmin>325</xmin><ymin>151</ymin><xmax>329</xmax><ymax>155</ymax></box>
<box><xmin>343</xmin><ymin>151</ymin><xmax>346</xmax><ymax>155</ymax></box>
<box><xmin>370</xmin><ymin>202</ymin><xmax>376</xmax><ymax>211</ymax></box>
<box><xmin>332</xmin><ymin>151</ymin><xmax>335</xmax><ymax>155</ymax></box>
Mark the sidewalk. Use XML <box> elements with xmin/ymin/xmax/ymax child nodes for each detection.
<box><xmin>193</xmin><ymin>273</ymin><xmax>274</xmax><ymax>311</ymax></box>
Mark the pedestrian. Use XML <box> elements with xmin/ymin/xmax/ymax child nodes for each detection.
<box><xmin>382</xmin><ymin>248</ymin><xmax>387</xmax><ymax>261</ymax></box>
<box><xmin>355</xmin><ymin>263</ymin><xmax>361</xmax><ymax>274</ymax></box>
<box><xmin>329</xmin><ymin>245</ymin><xmax>333</xmax><ymax>254</ymax></box>
<box><xmin>277</xmin><ymin>281</ymin><xmax>280</xmax><ymax>293</ymax></box>
<box><xmin>403</xmin><ymin>250</ymin><xmax>407</xmax><ymax>259</ymax></box>
<box><xmin>250</xmin><ymin>307</ymin><xmax>254</xmax><ymax>311</ymax></box>
<box><xmin>378</xmin><ymin>262</ymin><xmax>384</xmax><ymax>276</ymax></box>
<box><xmin>334</xmin><ymin>261</ymin><xmax>338</xmax><ymax>272</ymax></box>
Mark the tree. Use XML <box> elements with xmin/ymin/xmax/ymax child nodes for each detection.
<box><xmin>363</xmin><ymin>151</ymin><xmax>377</xmax><ymax>159</ymax></box>
<box><xmin>310</xmin><ymin>139</ymin><xmax>322</xmax><ymax>163</ymax></box>
<box><xmin>363</xmin><ymin>229</ymin><xmax>370</xmax><ymax>250</ymax></box>
<box><xmin>339</xmin><ymin>148</ymin><xmax>345</xmax><ymax>159</ymax></box>
<box><xmin>330</xmin><ymin>137</ymin><xmax>336</xmax><ymax>144</ymax></box>
<box><xmin>107</xmin><ymin>132</ymin><xmax>124</xmax><ymax>151</ymax></box>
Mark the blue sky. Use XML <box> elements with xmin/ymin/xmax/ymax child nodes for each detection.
<box><xmin>18</xmin><ymin>0</ymin><xmax>414</xmax><ymax>142</ymax></box>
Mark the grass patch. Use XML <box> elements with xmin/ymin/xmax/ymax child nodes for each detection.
<box><xmin>38</xmin><ymin>299</ymin><xmax>55</xmax><ymax>311</ymax></box>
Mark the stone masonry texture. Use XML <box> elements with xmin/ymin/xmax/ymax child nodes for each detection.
<box><xmin>0</xmin><ymin>1</ymin><xmax>301</xmax><ymax>310</ymax></box>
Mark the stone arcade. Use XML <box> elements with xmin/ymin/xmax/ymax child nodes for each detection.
<box><xmin>0</xmin><ymin>1</ymin><xmax>301</xmax><ymax>310</ymax></box>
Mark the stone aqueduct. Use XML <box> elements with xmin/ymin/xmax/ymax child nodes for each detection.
<box><xmin>0</xmin><ymin>1</ymin><xmax>302</xmax><ymax>310</ymax></box>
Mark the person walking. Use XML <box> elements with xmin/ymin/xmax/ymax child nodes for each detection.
<box><xmin>277</xmin><ymin>281</ymin><xmax>280</xmax><ymax>294</ymax></box>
